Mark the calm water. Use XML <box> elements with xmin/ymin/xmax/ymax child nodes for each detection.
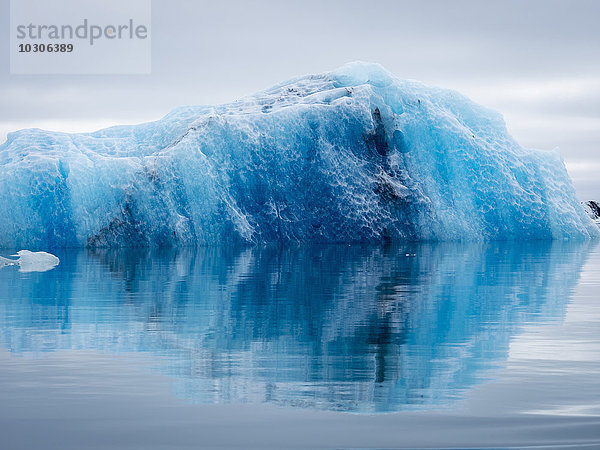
<box><xmin>1</xmin><ymin>242</ymin><xmax>599</xmax><ymax>448</ymax></box>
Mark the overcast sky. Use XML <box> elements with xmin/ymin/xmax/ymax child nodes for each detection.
<box><xmin>1</xmin><ymin>0</ymin><xmax>599</xmax><ymax>199</ymax></box>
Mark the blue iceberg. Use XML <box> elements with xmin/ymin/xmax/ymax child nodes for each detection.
<box><xmin>0</xmin><ymin>62</ymin><xmax>597</xmax><ymax>248</ymax></box>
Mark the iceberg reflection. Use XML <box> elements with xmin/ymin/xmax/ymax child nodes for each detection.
<box><xmin>0</xmin><ymin>242</ymin><xmax>592</xmax><ymax>411</ymax></box>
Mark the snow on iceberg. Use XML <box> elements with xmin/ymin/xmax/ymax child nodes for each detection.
<box><xmin>0</xmin><ymin>62</ymin><xmax>597</xmax><ymax>248</ymax></box>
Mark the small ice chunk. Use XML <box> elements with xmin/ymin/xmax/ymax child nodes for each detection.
<box><xmin>1</xmin><ymin>250</ymin><xmax>60</xmax><ymax>273</ymax></box>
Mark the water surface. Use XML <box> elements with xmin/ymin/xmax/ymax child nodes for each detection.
<box><xmin>0</xmin><ymin>242</ymin><xmax>599</xmax><ymax>448</ymax></box>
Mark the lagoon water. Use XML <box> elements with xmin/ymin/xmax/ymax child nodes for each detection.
<box><xmin>1</xmin><ymin>242</ymin><xmax>599</xmax><ymax>448</ymax></box>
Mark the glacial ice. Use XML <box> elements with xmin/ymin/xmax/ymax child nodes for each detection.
<box><xmin>0</xmin><ymin>62</ymin><xmax>597</xmax><ymax>248</ymax></box>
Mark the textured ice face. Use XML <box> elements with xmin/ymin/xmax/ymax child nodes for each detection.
<box><xmin>0</xmin><ymin>62</ymin><xmax>597</xmax><ymax>248</ymax></box>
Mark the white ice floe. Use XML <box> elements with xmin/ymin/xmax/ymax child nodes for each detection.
<box><xmin>0</xmin><ymin>250</ymin><xmax>60</xmax><ymax>273</ymax></box>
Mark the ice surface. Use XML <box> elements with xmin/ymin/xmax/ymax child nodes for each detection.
<box><xmin>0</xmin><ymin>62</ymin><xmax>597</xmax><ymax>248</ymax></box>
<box><xmin>0</xmin><ymin>250</ymin><xmax>59</xmax><ymax>272</ymax></box>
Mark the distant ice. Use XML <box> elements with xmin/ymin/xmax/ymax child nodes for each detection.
<box><xmin>583</xmin><ymin>201</ymin><xmax>600</xmax><ymax>226</ymax></box>
<box><xmin>0</xmin><ymin>62</ymin><xmax>597</xmax><ymax>247</ymax></box>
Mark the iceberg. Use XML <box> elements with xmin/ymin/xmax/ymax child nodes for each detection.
<box><xmin>583</xmin><ymin>201</ymin><xmax>600</xmax><ymax>226</ymax></box>
<box><xmin>0</xmin><ymin>62</ymin><xmax>597</xmax><ymax>248</ymax></box>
